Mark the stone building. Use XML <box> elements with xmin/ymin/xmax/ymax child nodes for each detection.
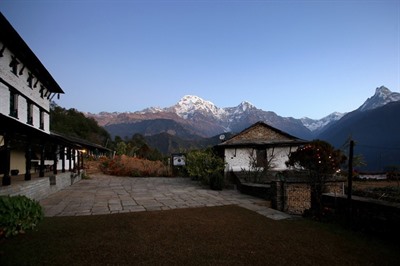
<box><xmin>217</xmin><ymin>121</ymin><xmax>308</xmax><ymax>176</ymax></box>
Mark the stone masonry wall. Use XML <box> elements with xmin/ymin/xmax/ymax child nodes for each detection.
<box><xmin>0</xmin><ymin>178</ymin><xmax>49</xmax><ymax>201</ymax></box>
<box><xmin>284</xmin><ymin>183</ymin><xmax>311</xmax><ymax>215</ymax></box>
<box><xmin>0</xmin><ymin>172</ymin><xmax>82</xmax><ymax>201</ymax></box>
<box><xmin>273</xmin><ymin>180</ymin><xmax>345</xmax><ymax>215</ymax></box>
<box><xmin>325</xmin><ymin>181</ymin><xmax>345</xmax><ymax>195</ymax></box>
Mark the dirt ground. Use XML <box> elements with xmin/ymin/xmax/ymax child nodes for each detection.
<box><xmin>1</xmin><ymin>205</ymin><xmax>399</xmax><ymax>266</ymax></box>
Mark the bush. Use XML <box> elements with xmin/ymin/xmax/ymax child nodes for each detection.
<box><xmin>99</xmin><ymin>155</ymin><xmax>171</xmax><ymax>177</ymax></box>
<box><xmin>0</xmin><ymin>195</ymin><xmax>44</xmax><ymax>238</ymax></box>
<box><xmin>185</xmin><ymin>149</ymin><xmax>225</xmax><ymax>190</ymax></box>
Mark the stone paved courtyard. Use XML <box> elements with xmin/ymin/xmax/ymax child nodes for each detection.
<box><xmin>40</xmin><ymin>174</ymin><xmax>292</xmax><ymax>220</ymax></box>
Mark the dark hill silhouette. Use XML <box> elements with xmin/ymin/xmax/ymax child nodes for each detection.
<box><xmin>318</xmin><ymin>102</ymin><xmax>400</xmax><ymax>171</ymax></box>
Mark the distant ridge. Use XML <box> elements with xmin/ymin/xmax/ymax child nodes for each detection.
<box><xmin>318</xmin><ymin>101</ymin><xmax>400</xmax><ymax>171</ymax></box>
<box><xmin>86</xmin><ymin>86</ymin><xmax>400</xmax><ymax>170</ymax></box>
<box><xmin>88</xmin><ymin>94</ymin><xmax>314</xmax><ymax>140</ymax></box>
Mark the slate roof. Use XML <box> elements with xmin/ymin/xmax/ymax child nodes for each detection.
<box><xmin>217</xmin><ymin>121</ymin><xmax>308</xmax><ymax>148</ymax></box>
<box><xmin>51</xmin><ymin>131</ymin><xmax>112</xmax><ymax>153</ymax></box>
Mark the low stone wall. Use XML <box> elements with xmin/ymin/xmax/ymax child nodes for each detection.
<box><xmin>238</xmin><ymin>182</ymin><xmax>272</xmax><ymax>200</ymax></box>
<box><xmin>284</xmin><ymin>182</ymin><xmax>312</xmax><ymax>215</ymax></box>
<box><xmin>0</xmin><ymin>172</ymin><xmax>82</xmax><ymax>201</ymax></box>
<box><xmin>0</xmin><ymin>178</ymin><xmax>50</xmax><ymax>201</ymax></box>
<box><xmin>277</xmin><ymin>181</ymin><xmax>344</xmax><ymax>215</ymax></box>
<box><xmin>325</xmin><ymin>182</ymin><xmax>345</xmax><ymax>195</ymax></box>
<box><xmin>322</xmin><ymin>193</ymin><xmax>400</xmax><ymax>239</ymax></box>
<box><xmin>235</xmin><ymin>173</ymin><xmax>345</xmax><ymax>215</ymax></box>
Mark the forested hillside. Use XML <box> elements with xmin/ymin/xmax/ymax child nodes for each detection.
<box><xmin>50</xmin><ymin>103</ymin><xmax>111</xmax><ymax>146</ymax></box>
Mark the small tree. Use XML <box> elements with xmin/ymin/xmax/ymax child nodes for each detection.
<box><xmin>185</xmin><ymin>148</ymin><xmax>226</xmax><ymax>190</ymax></box>
<box><xmin>286</xmin><ymin>140</ymin><xmax>346</xmax><ymax>217</ymax></box>
<box><xmin>241</xmin><ymin>148</ymin><xmax>277</xmax><ymax>183</ymax></box>
<box><xmin>115</xmin><ymin>141</ymin><xmax>127</xmax><ymax>156</ymax></box>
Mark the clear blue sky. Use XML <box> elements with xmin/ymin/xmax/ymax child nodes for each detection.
<box><xmin>1</xmin><ymin>0</ymin><xmax>399</xmax><ymax>119</ymax></box>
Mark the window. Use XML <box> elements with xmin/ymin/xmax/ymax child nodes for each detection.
<box><xmin>9</xmin><ymin>91</ymin><xmax>18</xmax><ymax>118</ymax></box>
<box><xmin>256</xmin><ymin>149</ymin><xmax>267</xmax><ymax>167</ymax></box>
<box><xmin>27</xmin><ymin>101</ymin><xmax>33</xmax><ymax>125</ymax></box>
<box><xmin>9</xmin><ymin>56</ymin><xmax>19</xmax><ymax>75</ymax></box>
<box><xmin>39</xmin><ymin>110</ymin><xmax>44</xmax><ymax>129</ymax></box>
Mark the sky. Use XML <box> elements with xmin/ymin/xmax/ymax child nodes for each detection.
<box><xmin>0</xmin><ymin>0</ymin><xmax>399</xmax><ymax>119</ymax></box>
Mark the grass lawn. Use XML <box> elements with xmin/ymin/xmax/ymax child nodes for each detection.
<box><xmin>0</xmin><ymin>205</ymin><xmax>399</xmax><ymax>266</ymax></box>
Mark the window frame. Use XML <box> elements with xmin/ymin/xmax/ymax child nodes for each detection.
<box><xmin>255</xmin><ymin>149</ymin><xmax>267</xmax><ymax>167</ymax></box>
<box><xmin>27</xmin><ymin>100</ymin><xmax>33</xmax><ymax>125</ymax></box>
<box><xmin>9</xmin><ymin>90</ymin><xmax>18</xmax><ymax>118</ymax></box>
<box><xmin>39</xmin><ymin>109</ymin><xmax>44</xmax><ymax>130</ymax></box>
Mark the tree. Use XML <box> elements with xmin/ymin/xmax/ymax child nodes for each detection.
<box><xmin>286</xmin><ymin>140</ymin><xmax>346</xmax><ymax>216</ymax></box>
<box><xmin>50</xmin><ymin>103</ymin><xmax>110</xmax><ymax>146</ymax></box>
<box><xmin>113</xmin><ymin>134</ymin><xmax>163</xmax><ymax>161</ymax></box>
<box><xmin>115</xmin><ymin>142</ymin><xmax>127</xmax><ymax>156</ymax></box>
<box><xmin>186</xmin><ymin>148</ymin><xmax>226</xmax><ymax>190</ymax></box>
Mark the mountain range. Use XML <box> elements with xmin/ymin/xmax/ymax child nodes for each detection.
<box><xmin>87</xmin><ymin>86</ymin><xmax>400</xmax><ymax>171</ymax></box>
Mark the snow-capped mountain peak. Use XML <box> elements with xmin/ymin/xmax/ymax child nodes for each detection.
<box><xmin>173</xmin><ymin>95</ymin><xmax>225</xmax><ymax>119</ymax></box>
<box><xmin>237</xmin><ymin>101</ymin><xmax>255</xmax><ymax>112</ymax></box>
<box><xmin>301</xmin><ymin>112</ymin><xmax>345</xmax><ymax>132</ymax></box>
<box><xmin>358</xmin><ymin>86</ymin><xmax>400</xmax><ymax>112</ymax></box>
<box><xmin>87</xmin><ymin>86</ymin><xmax>398</xmax><ymax>139</ymax></box>
<box><xmin>138</xmin><ymin>106</ymin><xmax>163</xmax><ymax>114</ymax></box>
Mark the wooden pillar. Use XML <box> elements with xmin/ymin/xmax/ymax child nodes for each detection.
<box><xmin>68</xmin><ymin>147</ymin><xmax>72</xmax><ymax>171</ymax></box>
<box><xmin>77</xmin><ymin>151</ymin><xmax>81</xmax><ymax>174</ymax></box>
<box><xmin>72</xmin><ymin>149</ymin><xmax>76</xmax><ymax>173</ymax></box>
<box><xmin>347</xmin><ymin>140</ymin><xmax>354</xmax><ymax>201</ymax></box>
<box><xmin>53</xmin><ymin>144</ymin><xmax>58</xmax><ymax>175</ymax></box>
<box><xmin>39</xmin><ymin>144</ymin><xmax>45</xmax><ymax>177</ymax></box>
<box><xmin>80</xmin><ymin>151</ymin><xmax>84</xmax><ymax>172</ymax></box>
<box><xmin>61</xmin><ymin>146</ymin><xmax>65</xmax><ymax>173</ymax></box>
<box><xmin>24</xmin><ymin>142</ymin><xmax>32</xmax><ymax>181</ymax></box>
<box><xmin>347</xmin><ymin>140</ymin><xmax>354</xmax><ymax>226</ymax></box>
<box><xmin>2</xmin><ymin>134</ymin><xmax>11</xmax><ymax>186</ymax></box>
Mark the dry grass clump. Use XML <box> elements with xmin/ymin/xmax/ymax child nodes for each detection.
<box><xmin>99</xmin><ymin>155</ymin><xmax>171</xmax><ymax>177</ymax></box>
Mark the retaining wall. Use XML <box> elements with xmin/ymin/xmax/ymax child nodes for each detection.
<box><xmin>0</xmin><ymin>172</ymin><xmax>82</xmax><ymax>201</ymax></box>
<box><xmin>231</xmin><ymin>169</ymin><xmax>345</xmax><ymax>215</ymax></box>
<box><xmin>272</xmin><ymin>180</ymin><xmax>344</xmax><ymax>215</ymax></box>
<box><xmin>322</xmin><ymin>193</ymin><xmax>400</xmax><ymax>239</ymax></box>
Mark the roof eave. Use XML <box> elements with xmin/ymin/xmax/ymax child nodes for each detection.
<box><xmin>0</xmin><ymin>13</ymin><xmax>64</xmax><ymax>94</ymax></box>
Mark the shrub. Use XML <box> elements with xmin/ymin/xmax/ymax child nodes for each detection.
<box><xmin>0</xmin><ymin>195</ymin><xmax>44</xmax><ymax>238</ymax></box>
<box><xmin>185</xmin><ymin>149</ymin><xmax>225</xmax><ymax>190</ymax></box>
<box><xmin>99</xmin><ymin>155</ymin><xmax>171</xmax><ymax>177</ymax></box>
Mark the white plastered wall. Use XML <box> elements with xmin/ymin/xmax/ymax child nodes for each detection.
<box><xmin>10</xmin><ymin>150</ymin><xmax>25</xmax><ymax>174</ymax></box>
<box><xmin>224</xmin><ymin>146</ymin><xmax>296</xmax><ymax>172</ymax></box>
<box><xmin>0</xmin><ymin>42</ymin><xmax>51</xmax><ymax>133</ymax></box>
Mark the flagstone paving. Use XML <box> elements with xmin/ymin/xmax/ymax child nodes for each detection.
<box><xmin>39</xmin><ymin>174</ymin><xmax>292</xmax><ymax>220</ymax></box>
